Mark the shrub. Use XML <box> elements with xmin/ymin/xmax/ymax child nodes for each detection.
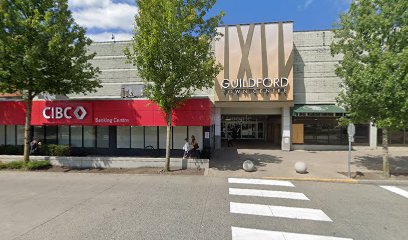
<box><xmin>43</xmin><ymin>144</ymin><xmax>71</xmax><ymax>156</ymax></box>
<box><xmin>0</xmin><ymin>161</ymin><xmax>25</xmax><ymax>169</ymax></box>
<box><xmin>0</xmin><ymin>145</ymin><xmax>24</xmax><ymax>155</ymax></box>
<box><xmin>0</xmin><ymin>160</ymin><xmax>51</xmax><ymax>170</ymax></box>
<box><xmin>25</xmin><ymin>160</ymin><xmax>51</xmax><ymax>170</ymax></box>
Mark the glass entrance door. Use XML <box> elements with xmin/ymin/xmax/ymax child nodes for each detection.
<box><xmin>221</xmin><ymin>115</ymin><xmax>265</xmax><ymax>140</ymax></box>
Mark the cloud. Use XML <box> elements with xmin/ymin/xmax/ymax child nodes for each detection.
<box><xmin>69</xmin><ymin>0</ymin><xmax>137</xmax><ymax>32</ymax></box>
<box><xmin>297</xmin><ymin>0</ymin><xmax>314</xmax><ymax>10</ymax></box>
<box><xmin>88</xmin><ymin>32</ymin><xmax>133</xmax><ymax>42</ymax></box>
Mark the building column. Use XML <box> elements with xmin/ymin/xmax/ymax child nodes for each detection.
<box><xmin>214</xmin><ymin>107</ymin><xmax>222</xmax><ymax>149</ymax></box>
<box><xmin>369</xmin><ymin>122</ymin><xmax>377</xmax><ymax>149</ymax></box>
<box><xmin>281</xmin><ymin>107</ymin><xmax>291</xmax><ymax>151</ymax></box>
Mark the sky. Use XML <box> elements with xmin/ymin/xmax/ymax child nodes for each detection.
<box><xmin>68</xmin><ymin>0</ymin><xmax>352</xmax><ymax>42</ymax></box>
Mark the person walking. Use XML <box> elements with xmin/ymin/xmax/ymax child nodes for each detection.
<box><xmin>227</xmin><ymin>132</ymin><xmax>233</xmax><ymax>147</ymax></box>
<box><xmin>182</xmin><ymin>138</ymin><xmax>190</xmax><ymax>158</ymax></box>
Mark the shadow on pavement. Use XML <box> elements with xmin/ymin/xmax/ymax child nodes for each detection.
<box><xmin>353</xmin><ymin>154</ymin><xmax>408</xmax><ymax>175</ymax></box>
<box><xmin>210</xmin><ymin>148</ymin><xmax>282</xmax><ymax>171</ymax></box>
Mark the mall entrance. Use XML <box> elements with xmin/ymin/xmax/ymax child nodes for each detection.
<box><xmin>221</xmin><ymin>115</ymin><xmax>281</xmax><ymax>149</ymax></box>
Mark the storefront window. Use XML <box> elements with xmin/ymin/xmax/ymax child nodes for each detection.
<box><xmin>45</xmin><ymin>126</ymin><xmax>58</xmax><ymax>145</ymax></box>
<box><xmin>58</xmin><ymin>126</ymin><xmax>70</xmax><ymax>145</ymax></box>
<box><xmin>131</xmin><ymin>126</ymin><xmax>144</xmax><ymax>148</ymax></box>
<box><xmin>16</xmin><ymin>125</ymin><xmax>25</xmax><ymax>145</ymax></box>
<box><xmin>71</xmin><ymin>126</ymin><xmax>83</xmax><ymax>147</ymax></box>
<box><xmin>173</xmin><ymin>126</ymin><xmax>187</xmax><ymax>150</ymax></box>
<box><xmin>158</xmin><ymin>127</ymin><xmax>167</xmax><ymax>149</ymax></box>
<box><xmin>0</xmin><ymin>125</ymin><xmax>5</xmax><ymax>145</ymax></box>
<box><xmin>6</xmin><ymin>125</ymin><xmax>16</xmax><ymax>145</ymax></box>
<box><xmin>144</xmin><ymin>127</ymin><xmax>157</xmax><ymax>149</ymax></box>
<box><xmin>33</xmin><ymin>126</ymin><xmax>44</xmax><ymax>142</ymax></box>
<box><xmin>378</xmin><ymin>128</ymin><xmax>408</xmax><ymax>145</ymax></box>
<box><xmin>354</xmin><ymin>124</ymin><xmax>369</xmax><ymax>144</ymax></box>
<box><xmin>84</xmin><ymin>126</ymin><xmax>96</xmax><ymax>147</ymax></box>
<box><xmin>96</xmin><ymin>126</ymin><xmax>109</xmax><ymax>148</ymax></box>
<box><xmin>117</xmin><ymin>126</ymin><xmax>130</xmax><ymax>148</ymax></box>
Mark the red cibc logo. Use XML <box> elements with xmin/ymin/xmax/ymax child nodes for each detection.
<box><xmin>42</xmin><ymin>106</ymin><xmax>87</xmax><ymax>120</ymax></box>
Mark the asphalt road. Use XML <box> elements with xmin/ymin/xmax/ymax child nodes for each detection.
<box><xmin>0</xmin><ymin>172</ymin><xmax>407</xmax><ymax>240</ymax></box>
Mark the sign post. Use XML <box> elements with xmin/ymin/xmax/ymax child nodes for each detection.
<box><xmin>347</xmin><ymin>123</ymin><xmax>355</xmax><ymax>178</ymax></box>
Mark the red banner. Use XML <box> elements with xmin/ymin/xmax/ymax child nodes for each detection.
<box><xmin>0</xmin><ymin>99</ymin><xmax>211</xmax><ymax>126</ymax></box>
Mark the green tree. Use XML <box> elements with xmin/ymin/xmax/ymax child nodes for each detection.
<box><xmin>126</xmin><ymin>0</ymin><xmax>223</xmax><ymax>171</ymax></box>
<box><xmin>331</xmin><ymin>0</ymin><xmax>408</xmax><ymax>177</ymax></box>
<box><xmin>0</xmin><ymin>0</ymin><xmax>101</xmax><ymax>162</ymax></box>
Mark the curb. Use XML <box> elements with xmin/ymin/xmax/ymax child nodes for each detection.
<box><xmin>262</xmin><ymin>176</ymin><xmax>358</xmax><ymax>184</ymax></box>
<box><xmin>355</xmin><ymin>179</ymin><xmax>408</xmax><ymax>185</ymax></box>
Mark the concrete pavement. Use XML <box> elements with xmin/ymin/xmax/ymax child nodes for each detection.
<box><xmin>209</xmin><ymin>148</ymin><xmax>408</xmax><ymax>180</ymax></box>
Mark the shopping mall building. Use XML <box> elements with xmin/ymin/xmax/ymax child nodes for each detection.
<box><xmin>1</xmin><ymin>21</ymin><xmax>407</xmax><ymax>155</ymax></box>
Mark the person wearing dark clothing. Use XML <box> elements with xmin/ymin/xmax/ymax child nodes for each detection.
<box><xmin>227</xmin><ymin>132</ymin><xmax>233</xmax><ymax>147</ymax></box>
<box><xmin>30</xmin><ymin>138</ymin><xmax>40</xmax><ymax>155</ymax></box>
<box><xmin>189</xmin><ymin>135</ymin><xmax>200</xmax><ymax>158</ymax></box>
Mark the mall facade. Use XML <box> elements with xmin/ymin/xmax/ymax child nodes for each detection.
<box><xmin>1</xmin><ymin>21</ymin><xmax>407</xmax><ymax>155</ymax></box>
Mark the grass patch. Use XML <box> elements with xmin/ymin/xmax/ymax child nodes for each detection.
<box><xmin>0</xmin><ymin>160</ymin><xmax>51</xmax><ymax>170</ymax></box>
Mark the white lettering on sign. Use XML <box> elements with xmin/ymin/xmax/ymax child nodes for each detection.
<box><xmin>222</xmin><ymin>77</ymin><xmax>289</xmax><ymax>96</ymax></box>
<box><xmin>42</xmin><ymin>106</ymin><xmax>87</xmax><ymax>120</ymax></box>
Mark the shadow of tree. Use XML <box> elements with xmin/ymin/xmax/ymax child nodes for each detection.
<box><xmin>354</xmin><ymin>154</ymin><xmax>408</xmax><ymax>175</ymax></box>
<box><xmin>210</xmin><ymin>148</ymin><xmax>282</xmax><ymax>171</ymax></box>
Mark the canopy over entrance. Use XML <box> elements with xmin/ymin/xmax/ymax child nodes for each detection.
<box><xmin>292</xmin><ymin>105</ymin><xmax>346</xmax><ymax>117</ymax></box>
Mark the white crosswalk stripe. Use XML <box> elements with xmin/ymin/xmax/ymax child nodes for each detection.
<box><xmin>229</xmin><ymin>188</ymin><xmax>309</xmax><ymax>200</ymax></box>
<box><xmin>231</xmin><ymin>227</ymin><xmax>353</xmax><ymax>240</ymax></box>
<box><xmin>228</xmin><ymin>178</ymin><xmax>353</xmax><ymax>240</ymax></box>
<box><xmin>230</xmin><ymin>202</ymin><xmax>332</xmax><ymax>222</ymax></box>
<box><xmin>228</xmin><ymin>178</ymin><xmax>295</xmax><ymax>187</ymax></box>
<box><xmin>380</xmin><ymin>186</ymin><xmax>408</xmax><ymax>199</ymax></box>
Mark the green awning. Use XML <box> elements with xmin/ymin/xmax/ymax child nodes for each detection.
<box><xmin>292</xmin><ymin>105</ymin><xmax>347</xmax><ymax>116</ymax></box>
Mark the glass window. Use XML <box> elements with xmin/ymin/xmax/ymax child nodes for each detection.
<box><xmin>189</xmin><ymin>126</ymin><xmax>203</xmax><ymax>149</ymax></box>
<box><xmin>58</xmin><ymin>126</ymin><xmax>70</xmax><ymax>145</ymax></box>
<box><xmin>158</xmin><ymin>127</ymin><xmax>167</xmax><ymax>149</ymax></box>
<box><xmin>45</xmin><ymin>126</ymin><xmax>58</xmax><ymax>144</ymax></box>
<box><xmin>84</xmin><ymin>126</ymin><xmax>96</xmax><ymax>147</ymax></box>
<box><xmin>33</xmin><ymin>126</ymin><xmax>44</xmax><ymax>142</ymax></box>
<box><xmin>354</xmin><ymin>124</ymin><xmax>369</xmax><ymax>145</ymax></box>
<box><xmin>71</xmin><ymin>126</ymin><xmax>83</xmax><ymax>147</ymax></box>
<box><xmin>117</xmin><ymin>126</ymin><xmax>130</xmax><ymax>148</ymax></box>
<box><xmin>16</xmin><ymin>125</ymin><xmax>25</xmax><ymax>145</ymax></box>
<box><xmin>96</xmin><ymin>126</ymin><xmax>109</xmax><ymax>148</ymax></box>
<box><xmin>389</xmin><ymin>129</ymin><xmax>404</xmax><ymax>145</ymax></box>
<box><xmin>144</xmin><ymin>127</ymin><xmax>157</xmax><ymax>149</ymax></box>
<box><xmin>173</xmin><ymin>126</ymin><xmax>187</xmax><ymax>150</ymax></box>
<box><xmin>258</xmin><ymin>122</ymin><xmax>264</xmax><ymax>139</ymax></box>
<box><xmin>6</xmin><ymin>125</ymin><xmax>16</xmax><ymax>145</ymax></box>
<box><xmin>131</xmin><ymin>126</ymin><xmax>144</xmax><ymax>148</ymax></box>
<box><xmin>303</xmin><ymin>124</ymin><xmax>316</xmax><ymax>144</ymax></box>
<box><xmin>0</xmin><ymin>125</ymin><xmax>5</xmax><ymax>145</ymax></box>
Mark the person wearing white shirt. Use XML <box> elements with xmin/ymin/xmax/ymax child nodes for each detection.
<box><xmin>182</xmin><ymin>138</ymin><xmax>190</xmax><ymax>158</ymax></box>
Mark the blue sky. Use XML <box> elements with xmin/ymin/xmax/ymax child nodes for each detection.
<box><xmin>68</xmin><ymin>0</ymin><xmax>351</xmax><ymax>42</ymax></box>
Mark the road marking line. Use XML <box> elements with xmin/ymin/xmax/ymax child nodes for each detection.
<box><xmin>231</xmin><ymin>227</ymin><xmax>353</xmax><ymax>240</ymax></box>
<box><xmin>228</xmin><ymin>178</ymin><xmax>295</xmax><ymax>187</ymax></box>
<box><xmin>380</xmin><ymin>186</ymin><xmax>408</xmax><ymax>199</ymax></box>
<box><xmin>230</xmin><ymin>202</ymin><xmax>332</xmax><ymax>222</ymax></box>
<box><xmin>229</xmin><ymin>188</ymin><xmax>309</xmax><ymax>200</ymax></box>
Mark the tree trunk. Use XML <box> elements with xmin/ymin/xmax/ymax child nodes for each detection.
<box><xmin>382</xmin><ymin>128</ymin><xmax>390</xmax><ymax>178</ymax></box>
<box><xmin>164</xmin><ymin>112</ymin><xmax>172</xmax><ymax>172</ymax></box>
<box><xmin>23</xmin><ymin>97</ymin><xmax>33</xmax><ymax>163</ymax></box>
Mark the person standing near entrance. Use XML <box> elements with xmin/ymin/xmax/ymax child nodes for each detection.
<box><xmin>227</xmin><ymin>132</ymin><xmax>233</xmax><ymax>147</ymax></box>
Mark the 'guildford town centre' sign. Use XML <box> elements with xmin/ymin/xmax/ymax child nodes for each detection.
<box><xmin>222</xmin><ymin>77</ymin><xmax>289</xmax><ymax>95</ymax></box>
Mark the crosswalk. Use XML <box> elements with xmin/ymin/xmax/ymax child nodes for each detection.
<box><xmin>380</xmin><ymin>185</ymin><xmax>408</xmax><ymax>199</ymax></box>
<box><xmin>228</xmin><ymin>178</ymin><xmax>353</xmax><ymax>240</ymax></box>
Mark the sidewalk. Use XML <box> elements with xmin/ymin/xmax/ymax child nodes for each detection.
<box><xmin>208</xmin><ymin>148</ymin><xmax>408</xmax><ymax>181</ymax></box>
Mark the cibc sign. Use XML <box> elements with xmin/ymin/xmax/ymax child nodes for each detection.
<box><xmin>36</xmin><ymin>102</ymin><xmax>93</xmax><ymax>124</ymax></box>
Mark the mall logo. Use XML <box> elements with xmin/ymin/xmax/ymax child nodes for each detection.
<box><xmin>42</xmin><ymin>106</ymin><xmax>87</xmax><ymax>120</ymax></box>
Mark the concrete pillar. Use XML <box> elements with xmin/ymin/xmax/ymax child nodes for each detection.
<box><xmin>369</xmin><ymin>122</ymin><xmax>377</xmax><ymax>149</ymax></box>
<box><xmin>281</xmin><ymin>107</ymin><xmax>291</xmax><ymax>151</ymax></box>
<box><xmin>214</xmin><ymin>107</ymin><xmax>222</xmax><ymax>149</ymax></box>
